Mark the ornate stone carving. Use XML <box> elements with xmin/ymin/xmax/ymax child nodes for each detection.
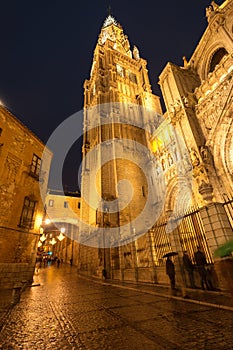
<box><xmin>199</xmin><ymin>145</ymin><xmax>212</xmax><ymax>164</ymax></box>
<box><xmin>133</xmin><ymin>46</ymin><xmax>140</xmax><ymax>60</ymax></box>
<box><xmin>190</xmin><ymin>149</ymin><xmax>200</xmax><ymax>167</ymax></box>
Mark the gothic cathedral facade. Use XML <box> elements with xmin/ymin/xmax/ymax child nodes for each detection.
<box><xmin>78</xmin><ymin>1</ymin><xmax>233</xmax><ymax>286</ymax></box>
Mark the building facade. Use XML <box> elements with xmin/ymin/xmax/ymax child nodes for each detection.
<box><xmin>41</xmin><ymin>189</ymin><xmax>81</xmax><ymax>266</ymax></box>
<box><xmin>78</xmin><ymin>1</ymin><xmax>233</xmax><ymax>288</ymax></box>
<box><xmin>0</xmin><ymin>105</ymin><xmax>52</xmax><ymax>290</ymax></box>
<box><xmin>79</xmin><ymin>14</ymin><xmax>163</xmax><ymax>278</ymax></box>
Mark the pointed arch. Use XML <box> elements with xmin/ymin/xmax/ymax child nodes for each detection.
<box><xmin>208</xmin><ymin>47</ymin><xmax>228</xmax><ymax>73</ymax></box>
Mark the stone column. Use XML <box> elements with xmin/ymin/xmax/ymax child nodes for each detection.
<box><xmin>199</xmin><ymin>202</ymin><xmax>233</xmax><ymax>255</ymax></box>
<box><xmin>200</xmin><ymin>202</ymin><xmax>233</xmax><ymax>292</ymax></box>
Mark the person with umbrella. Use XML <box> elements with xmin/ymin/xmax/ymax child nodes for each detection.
<box><xmin>165</xmin><ymin>253</ymin><xmax>176</xmax><ymax>290</ymax></box>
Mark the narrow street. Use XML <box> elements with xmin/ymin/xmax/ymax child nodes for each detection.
<box><xmin>0</xmin><ymin>264</ymin><xmax>232</xmax><ymax>350</ymax></box>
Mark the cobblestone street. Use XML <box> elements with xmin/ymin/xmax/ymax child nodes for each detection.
<box><xmin>0</xmin><ymin>265</ymin><xmax>232</xmax><ymax>350</ymax></box>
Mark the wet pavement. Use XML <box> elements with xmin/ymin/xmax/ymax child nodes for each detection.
<box><xmin>0</xmin><ymin>264</ymin><xmax>233</xmax><ymax>350</ymax></box>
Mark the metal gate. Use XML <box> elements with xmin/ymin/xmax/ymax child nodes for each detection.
<box><xmin>151</xmin><ymin>206</ymin><xmax>212</xmax><ymax>266</ymax></box>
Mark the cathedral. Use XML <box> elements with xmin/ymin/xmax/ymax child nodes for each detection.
<box><xmin>77</xmin><ymin>0</ymin><xmax>233</xmax><ymax>287</ymax></box>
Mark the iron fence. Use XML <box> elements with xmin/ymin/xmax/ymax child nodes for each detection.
<box><xmin>151</xmin><ymin>206</ymin><xmax>212</xmax><ymax>266</ymax></box>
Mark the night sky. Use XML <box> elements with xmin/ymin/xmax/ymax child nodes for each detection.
<box><xmin>0</xmin><ymin>0</ymin><xmax>220</xmax><ymax>190</ymax></box>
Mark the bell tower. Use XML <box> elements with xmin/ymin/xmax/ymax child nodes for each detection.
<box><xmin>80</xmin><ymin>14</ymin><xmax>162</xmax><ymax>249</ymax></box>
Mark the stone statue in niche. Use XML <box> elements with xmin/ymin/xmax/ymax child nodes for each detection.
<box><xmin>190</xmin><ymin>149</ymin><xmax>200</xmax><ymax>167</ymax></box>
<box><xmin>196</xmin><ymin>168</ymin><xmax>209</xmax><ymax>187</ymax></box>
<box><xmin>183</xmin><ymin>151</ymin><xmax>193</xmax><ymax>171</ymax></box>
<box><xmin>199</xmin><ymin>145</ymin><xmax>212</xmax><ymax>164</ymax></box>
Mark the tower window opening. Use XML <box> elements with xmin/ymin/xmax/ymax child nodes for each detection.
<box><xmin>209</xmin><ymin>48</ymin><xmax>228</xmax><ymax>73</ymax></box>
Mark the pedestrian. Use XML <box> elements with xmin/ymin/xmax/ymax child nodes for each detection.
<box><xmin>166</xmin><ymin>256</ymin><xmax>176</xmax><ymax>290</ymax></box>
<box><xmin>183</xmin><ymin>251</ymin><xmax>195</xmax><ymax>288</ymax></box>
<box><xmin>194</xmin><ymin>246</ymin><xmax>212</xmax><ymax>290</ymax></box>
<box><xmin>102</xmin><ymin>268</ymin><xmax>107</xmax><ymax>280</ymax></box>
<box><xmin>70</xmin><ymin>258</ymin><xmax>73</xmax><ymax>266</ymax></box>
<box><xmin>43</xmin><ymin>256</ymin><xmax>47</xmax><ymax>268</ymax></box>
<box><xmin>57</xmin><ymin>258</ymin><xmax>60</xmax><ymax>268</ymax></box>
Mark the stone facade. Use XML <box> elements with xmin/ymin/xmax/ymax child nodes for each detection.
<box><xmin>79</xmin><ymin>14</ymin><xmax>162</xmax><ymax>278</ymax></box>
<box><xmin>0</xmin><ymin>105</ymin><xmax>52</xmax><ymax>290</ymax></box>
<box><xmin>41</xmin><ymin>190</ymin><xmax>81</xmax><ymax>266</ymax></box>
<box><xmin>78</xmin><ymin>1</ymin><xmax>233</xmax><ymax>290</ymax></box>
<box><xmin>158</xmin><ymin>0</ymin><xmax>233</xmax><ymax>253</ymax></box>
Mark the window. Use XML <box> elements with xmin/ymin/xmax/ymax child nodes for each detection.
<box><xmin>78</xmin><ymin>202</ymin><xmax>81</xmax><ymax>209</ymax></box>
<box><xmin>30</xmin><ymin>154</ymin><xmax>41</xmax><ymax>179</ymax></box>
<box><xmin>129</xmin><ymin>72</ymin><xmax>137</xmax><ymax>84</ymax></box>
<box><xmin>64</xmin><ymin>201</ymin><xmax>68</xmax><ymax>208</ymax></box>
<box><xmin>48</xmin><ymin>200</ymin><xmax>54</xmax><ymax>207</ymax></box>
<box><xmin>0</xmin><ymin>128</ymin><xmax>2</xmax><ymax>136</ymax></box>
<box><xmin>209</xmin><ymin>48</ymin><xmax>228</xmax><ymax>73</ymax></box>
<box><xmin>19</xmin><ymin>197</ymin><xmax>37</xmax><ymax>229</ymax></box>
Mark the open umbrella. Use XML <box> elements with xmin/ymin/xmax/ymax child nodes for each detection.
<box><xmin>162</xmin><ymin>252</ymin><xmax>178</xmax><ymax>258</ymax></box>
<box><xmin>214</xmin><ymin>240</ymin><xmax>233</xmax><ymax>258</ymax></box>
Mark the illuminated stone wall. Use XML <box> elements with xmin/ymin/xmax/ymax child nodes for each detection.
<box><xmin>79</xmin><ymin>14</ymin><xmax>162</xmax><ymax>278</ymax></box>
<box><xmin>79</xmin><ymin>1</ymin><xmax>233</xmax><ymax>287</ymax></box>
<box><xmin>0</xmin><ymin>105</ymin><xmax>52</xmax><ymax>289</ymax></box>
<box><xmin>41</xmin><ymin>191</ymin><xmax>81</xmax><ymax>265</ymax></box>
<box><xmin>157</xmin><ymin>0</ymin><xmax>233</xmax><ymax>263</ymax></box>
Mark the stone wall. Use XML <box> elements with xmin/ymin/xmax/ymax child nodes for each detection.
<box><xmin>0</xmin><ymin>226</ymin><xmax>38</xmax><ymax>289</ymax></box>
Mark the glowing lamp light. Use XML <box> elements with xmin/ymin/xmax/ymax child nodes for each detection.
<box><xmin>35</xmin><ymin>214</ymin><xmax>43</xmax><ymax>231</ymax></box>
<box><xmin>50</xmin><ymin>238</ymin><xmax>57</xmax><ymax>245</ymax></box>
<box><xmin>45</xmin><ymin>218</ymin><xmax>51</xmax><ymax>225</ymax></box>
<box><xmin>38</xmin><ymin>241</ymin><xmax>42</xmax><ymax>247</ymax></box>
<box><xmin>151</xmin><ymin>138</ymin><xmax>163</xmax><ymax>152</ymax></box>
<box><xmin>40</xmin><ymin>234</ymin><xmax>46</xmax><ymax>242</ymax></box>
<box><xmin>57</xmin><ymin>232</ymin><xmax>65</xmax><ymax>241</ymax></box>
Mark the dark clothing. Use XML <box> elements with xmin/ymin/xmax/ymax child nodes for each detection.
<box><xmin>194</xmin><ymin>249</ymin><xmax>212</xmax><ymax>290</ymax></box>
<box><xmin>194</xmin><ymin>250</ymin><xmax>207</xmax><ymax>266</ymax></box>
<box><xmin>102</xmin><ymin>269</ymin><xmax>107</xmax><ymax>279</ymax></box>
<box><xmin>183</xmin><ymin>254</ymin><xmax>193</xmax><ymax>270</ymax></box>
<box><xmin>166</xmin><ymin>258</ymin><xmax>175</xmax><ymax>290</ymax></box>
<box><xmin>183</xmin><ymin>253</ymin><xmax>195</xmax><ymax>288</ymax></box>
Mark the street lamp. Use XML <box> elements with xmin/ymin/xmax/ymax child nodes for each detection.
<box><xmin>50</xmin><ymin>237</ymin><xmax>57</xmax><ymax>245</ymax></box>
<box><xmin>57</xmin><ymin>232</ymin><xmax>65</xmax><ymax>241</ymax></box>
<box><xmin>45</xmin><ymin>218</ymin><xmax>51</xmax><ymax>225</ymax></box>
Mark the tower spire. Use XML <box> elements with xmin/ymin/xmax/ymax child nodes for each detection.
<box><xmin>108</xmin><ymin>5</ymin><xmax>111</xmax><ymax>16</ymax></box>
